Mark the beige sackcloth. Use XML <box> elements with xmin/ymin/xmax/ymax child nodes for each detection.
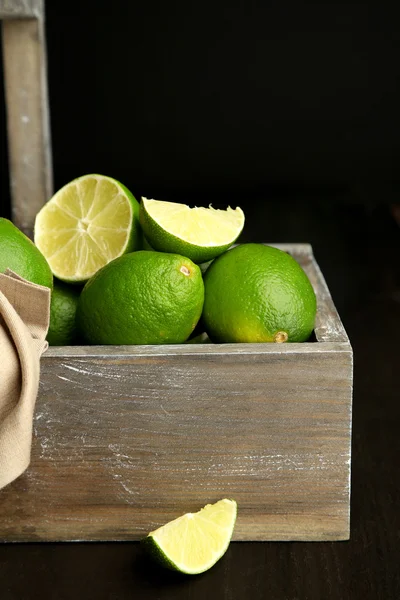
<box><xmin>0</xmin><ymin>270</ymin><xmax>50</xmax><ymax>489</ymax></box>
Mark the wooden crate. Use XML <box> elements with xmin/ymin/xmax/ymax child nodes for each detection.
<box><xmin>0</xmin><ymin>244</ymin><xmax>353</xmax><ymax>542</ymax></box>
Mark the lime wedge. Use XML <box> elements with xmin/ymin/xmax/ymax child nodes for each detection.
<box><xmin>142</xmin><ymin>498</ymin><xmax>237</xmax><ymax>575</ymax></box>
<box><xmin>140</xmin><ymin>198</ymin><xmax>245</xmax><ymax>263</ymax></box>
<box><xmin>34</xmin><ymin>174</ymin><xmax>142</xmax><ymax>283</ymax></box>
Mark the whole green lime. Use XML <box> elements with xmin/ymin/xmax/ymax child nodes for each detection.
<box><xmin>202</xmin><ymin>243</ymin><xmax>317</xmax><ymax>343</ymax></box>
<box><xmin>47</xmin><ymin>281</ymin><xmax>81</xmax><ymax>345</ymax></box>
<box><xmin>76</xmin><ymin>251</ymin><xmax>204</xmax><ymax>345</ymax></box>
<box><xmin>0</xmin><ymin>218</ymin><xmax>53</xmax><ymax>289</ymax></box>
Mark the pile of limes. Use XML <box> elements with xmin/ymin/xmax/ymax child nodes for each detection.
<box><xmin>1</xmin><ymin>174</ymin><xmax>317</xmax><ymax>345</ymax></box>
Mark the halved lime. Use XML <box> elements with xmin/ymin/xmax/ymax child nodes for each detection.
<box><xmin>140</xmin><ymin>198</ymin><xmax>245</xmax><ymax>263</ymax></box>
<box><xmin>34</xmin><ymin>174</ymin><xmax>142</xmax><ymax>283</ymax></box>
<box><xmin>142</xmin><ymin>498</ymin><xmax>237</xmax><ymax>575</ymax></box>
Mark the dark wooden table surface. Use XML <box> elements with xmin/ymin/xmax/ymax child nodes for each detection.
<box><xmin>0</xmin><ymin>200</ymin><xmax>399</xmax><ymax>600</ymax></box>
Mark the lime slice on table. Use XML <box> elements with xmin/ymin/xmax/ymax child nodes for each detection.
<box><xmin>34</xmin><ymin>174</ymin><xmax>142</xmax><ymax>283</ymax></box>
<box><xmin>140</xmin><ymin>198</ymin><xmax>245</xmax><ymax>263</ymax></box>
<box><xmin>142</xmin><ymin>498</ymin><xmax>237</xmax><ymax>575</ymax></box>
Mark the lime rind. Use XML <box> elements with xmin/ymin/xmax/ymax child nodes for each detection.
<box><xmin>140</xmin><ymin>198</ymin><xmax>245</xmax><ymax>264</ymax></box>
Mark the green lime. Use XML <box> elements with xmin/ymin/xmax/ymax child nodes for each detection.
<box><xmin>47</xmin><ymin>281</ymin><xmax>81</xmax><ymax>345</ymax></box>
<box><xmin>34</xmin><ymin>174</ymin><xmax>142</xmax><ymax>283</ymax></box>
<box><xmin>76</xmin><ymin>251</ymin><xmax>204</xmax><ymax>345</ymax></box>
<box><xmin>203</xmin><ymin>243</ymin><xmax>317</xmax><ymax>343</ymax></box>
<box><xmin>139</xmin><ymin>197</ymin><xmax>245</xmax><ymax>263</ymax></box>
<box><xmin>142</xmin><ymin>499</ymin><xmax>237</xmax><ymax>575</ymax></box>
<box><xmin>0</xmin><ymin>218</ymin><xmax>53</xmax><ymax>289</ymax></box>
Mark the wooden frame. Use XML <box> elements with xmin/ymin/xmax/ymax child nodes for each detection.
<box><xmin>1</xmin><ymin>0</ymin><xmax>52</xmax><ymax>236</ymax></box>
<box><xmin>0</xmin><ymin>245</ymin><xmax>353</xmax><ymax>542</ymax></box>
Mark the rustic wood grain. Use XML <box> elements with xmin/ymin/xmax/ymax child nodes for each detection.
<box><xmin>0</xmin><ymin>344</ymin><xmax>352</xmax><ymax>542</ymax></box>
<box><xmin>1</xmin><ymin>0</ymin><xmax>53</xmax><ymax>237</ymax></box>
<box><xmin>0</xmin><ymin>0</ymin><xmax>39</xmax><ymax>19</ymax></box>
<box><xmin>0</xmin><ymin>247</ymin><xmax>353</xmax><ymax>542</ymax></box>
<box><xmin>301</xmin><ymin>253</ymin><xmax>349</xmax><ymax>343</ymax></box>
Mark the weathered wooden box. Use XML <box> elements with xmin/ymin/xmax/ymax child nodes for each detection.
<box><xmin>0</xmin><ymin>244</ymin><xmax>353</xmax><ymax>542</ymax></box>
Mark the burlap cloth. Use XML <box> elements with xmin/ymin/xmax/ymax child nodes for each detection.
<box><xmin>0</xmin><ymin>270</ymin><xmax>50</xmax><ymax>489</ymax></box>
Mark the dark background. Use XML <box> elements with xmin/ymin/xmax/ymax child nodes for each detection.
<box><xmin>1</xmin><ymin>0</ymin><xmax>400</xmax><ymax>207</ymax></box>
<box><xmin>1</xmin><ymin>1</ymin><xmax>399</xmax><ymax>598</ymax></box>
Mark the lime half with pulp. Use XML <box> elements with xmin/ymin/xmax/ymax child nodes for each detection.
<box><xmin>34</xmin><ymin>174</ymin><xmax>142</xmax><ymax>283</ymax></box>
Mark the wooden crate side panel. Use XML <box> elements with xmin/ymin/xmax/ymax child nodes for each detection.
<box><xmin>301</xmin><ymin>255</ymin><xmax>349</xmax><ymax>344</ymax></box>
<box><xmin>0</xmin><ymin>349</ymin><xmax>353</xmax><ymax>541</ymax></box>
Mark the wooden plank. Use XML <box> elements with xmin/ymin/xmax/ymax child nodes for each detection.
<box><xmin>1</xmin><ymin>4</ymin><xmax>53</xmax><ymax>237</ymax></box>
<box><xmin>299</xmin><ymin>253</ymin><xmax>349</xmax><ymax>343</ymax></box>
<box><xmin>0</xmin><ymin>0</ymin><xmax>40</xmax><ymax>19</ymax></box>
<box><xmin>43</xmin><ymin>340</ymin><xmax>351</xmax><ymax>359</ymax></box>
<box><xmin>0</xmin><ymin>344</ymin><xmax>353</xmax><ymax>542</ymax></box>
